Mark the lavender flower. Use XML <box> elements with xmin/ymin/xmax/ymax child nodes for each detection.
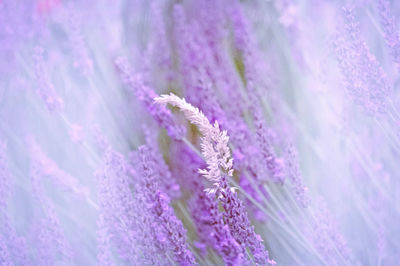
<box><xmin>96</xmin><ymin>213</ymin><xmax>114</xmax><ymax>266</ymax></box>
<box><xmin>180</xmin><ymin>145</ymin><xmax>245</xmax><ymax>265</ymax></box>
<box><xmin>0</xmin><ymin>235</ymin><xmax>11</xmax><ymax>266</ymax></box>
<box><xmin>0</xmin><ymin>141</ymin><xmax>28</xmax><ymax>265</ymax></box>
<box><xmin>190</xmin><ymin>181</ymin><xmax>245</xmax><ymax>266</ymax></box>
<box><xmin>218</xmin><ymin>176</ymin><xmax>273</xmax><ymax>265</ymax></box>
<box><xmin>308</xmin><ymin>200</ymin><xmax>351</xmax><ymax>266</ymax></box>
<box><xmin>335</xmin><ymin>6</ymin><xmax>391</xmax><ymax>115</ymax></box>
<box><xmin>143</xmin><ymin>126</ymin><xmax>181</xmax><ymax>199</ymax></box>
<box><xmin>34</xmin><ymin>203</ymin><xmax>73</xmax><ymax>265</ymax></box>
<box><xmin>136</xmin><ymin>145</ymin><xmax>197</xmax><ymax>265</ymax></box>
<box><xmin>27</xmin><ymin>136</ymin><xmax>89</xmax><ymax>198</ymax></box>
<box><xmin>285</xmin><ymin>143</ymin><xmax>310</xmax><ymax>207</ymax></box>
<box><xmin>33</xmin><ymin>47</ymin><xmax>64</xmax><ymax>112</ymax></box>
<box><xmin>63</xmin><ymin>4</ymin><xmax>93</xmax><ymax>76</ymax></box>
<box><xmin>378</xmin><ymin>0</ymin><xmax>400</xmax><ymax>70</ymax></box>
<box><xmin>114</xmin><ymin>57</ymin><xmax>186</xmax><ymax>140</ymax></box>
<box><xmin>98</xmin><ymin>148</ymin><xmax>139</xmax><ymax>263</ymax></box>
<box><xmin>229</xmin><ymin>1</ymin><xmax>285</xmax><ymax>183</ymax></box>
<box><xmin>0</xmin><ymin>141</ymin><xmax>11</xmax><ymax>211</ymax></box>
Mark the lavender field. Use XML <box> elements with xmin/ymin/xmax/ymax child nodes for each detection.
<box><xmin>0</xmin><ymin>0</ymin><xmax>399</xmax><ymax>265</ymax></box>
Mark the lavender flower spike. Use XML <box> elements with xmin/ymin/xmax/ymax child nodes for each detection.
<box><xmin>155</xmin><ymin>93</ymin><xmax>234</xmax><ymax>194</ymax></box>
<box><xmin>378</xmin><ymin>0</ymin><xmax>400</xmax><ymax>70</ymax></box>
<box><xmin>137</xmin><ymin>146</ymin><xmax>197</xmax><ymax>265</ymax></box>
<box><xmin>33</xmin><ymin>47</ymin><xmax>64</xmax><ymax>112</ymax></box>
<box><xmin>115</xmin><ymin>57</ymin><xmax>186</xmax><ymax>140</ymax></box>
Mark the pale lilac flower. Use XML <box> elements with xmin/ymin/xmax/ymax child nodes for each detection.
<box><xmin>96</xmin><ymin>213</ymin><xmax>114</xmax><ymax>266</ymax></box>
<box><xmin>378</xmin><ymin>0</ymin><xmax>400</xmax><ymax>70</ymax></box>
<box><xmin>179</xmin><ymin>144</ymin><xmax>245</xmax><ymax>265</ymax></box>
<box><xmin>98</xmin><ymin>148</ymin><xmax>139</xmax><ymax>263</ymax></box>
<box><xmin>190</xmin><ymin>181</ymin><xmax>245</xmax><ymax>265</ymax></box>
<box><xmin>335</xmin><ymin>6</ymin><xmax>391</xmax><ymax>115</ymax></box>
<box><xmin>285</xmin><ymin>143</ymin><xmax>310</xmax><ymax>207</ymax></box>
<box><xmin>143</xmin><ymin>127</ymin><xmax>181</xmax><ymax>199</ymax></box>
<box><xmin>27</xmin><ymin>136</ymin><xmax>89</xmax><ymax>198</ymax></box>
<box><xmin>63</xmin><ymin>5</ymin><xmax>93</xmax><ymax>76</ymax></box>
<box><xmin>0</xmin><ymin>235</ymin><xmax>11</xmax><ymax>266</ymax></box>
<box><xmin>308</xmin><ymin>199</ymin><xmax>351</xmax><ymax>266</ymax></box>
<box><xmin>33</xmin><ymin>203</ymin><xmax>73</xmax><ymax>265</ymax></box>
<box><xmin>114</xmin><ymin>57</ymin><xmax>186</xmax><ymax>140</ymax></box>
<box><xmin>218</xmin><ymin>176</ymin><xmax>272</xmax><ymax>265</ymax></box>
<box><xmin>136</xmin><ymin>145</ymin><xmax>197</xmax><ymax>265</ymax></box>
<box><xmin>0</xmin><ymin>141</ymin><xmax>11</xmax><ymax>211</ymax></box>
<box><xmin>0</xmin><ymin>141</ymin><xmax>28</xmax><ymax>265</ymax></box>
<box><xmin>33</xmin><ymin>47</ymin><xmax>64</xmax><ymax>112</ymax></box>
<box><xmin>228</xmin><ymin>2</ymin><xmax>285</xmax><ymax>183</ymax></box>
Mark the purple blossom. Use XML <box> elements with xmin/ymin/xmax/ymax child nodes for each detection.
<box><xmin>229</xmin><ymin>1</ymin><xmax>285</xmax><ymax>183</ymax></box>
<box><xmin>65</xmin><ymin>6</ymin><xmax>93</xmax><ymax>76</ymax></box>
<box><xmin>218</xmin><ymin>176</ymin><xmax>272</xmax><ymax>265</ymax></box>
<box><xmin>177</xmin><ymin>144</ymin><xmax>245</xmax><ymax>265</ymax></box>
<box><xmin>0</xmin><ymin>235</ymin><xmax>11</xmax><ymax>266</ymax></box>
<box><xmin>31</xmin><ymin>202</ymin><xmax>73</xmax><ymax>265</ymax></box>
<box><xmin>190</xmin><ymin>180</ymin><xmax>245</xmax><ymax>265</ymax></box>
<box><xmin>136</xmin><ymin>145</ymin><xmax>197</xmax><ymax>265</ymax></box>
<box><xmin>26</xmin><ymin>136</ymin><xmax>89</xmax><ymax>198</ymax></box>
<box><xmin>0</xmin><ymin>141</ymin><xmax>28</xmax><ymax>265</ymax></box>
<box><xmin>114</xmin><ymin>57</ymin><xmax>186</xmax><ymax>140</ymax></box>
<box><xmin>143</xmin><ymin>126</ymin><xmax>181</xmax><ymax>199</ymax></box>
<box><xmin>308</xmin><ymin>199</ymin><xmax>351</xmax><ymax>266</ymax></box>
<box><xmin>98</xmin><ymin>148</ymin><xmax>139</xmax><ymax>263</ymax></box>
<box><xmin>33</xmin><ymin>47</ymin><xmax>64</xmax><ymax>112</ymax></box>
<box><xmin>0</xmin><ymin>141</ymin><xmax>11</xmax><ymax>211</ymax></box>
<box><xmin>378</xmin><ymin>0</ymin><xmax>400</xmax><ymax>70</ymax></box>
<box><xmin>335</xmin><ymin>6</ymin><xmax>391</xmax><ymax>115</ymax></box>
<box><xmin>285</xmin><ymin>143</ymin><xmax>310</xmax><ymax>207</ymax></box>
<box><xmin>150</xmin><ymin>0</ymin><xmax>172</xmax><ymax>71</ymax></box>
<box><xmin>96</xmin><ymin>213</ymin><xmax>114</xmax><ymax>266</ymax></box>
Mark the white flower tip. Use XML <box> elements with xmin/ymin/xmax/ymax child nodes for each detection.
<box><xmin>204</xmin><ymin>188</ymin><xmax>217</xmax><ymax>195</ymax></box>
<box><xmin>230</xmin><ymin>187</ymin><xmax>238</xmax><ymax>193</ymax></box>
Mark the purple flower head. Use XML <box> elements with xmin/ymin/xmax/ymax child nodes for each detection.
<box><xmin>99</xmin><ymin>147</ymin><xmax>139</xmax><ymax>263</ymax></box>
<box><xmin>63</xmin><ymin>5</ymin><xmax>93</xmax><ymax>76</ymax></box>
<box><xmin>96</xmin><ymin>213</ymin><xmax>114</xmax><ymax>266</ymax></box>
<box><xmin>335</xmin><ymin>6</ymin><xmax>391</xmax><ymax>115</ymax></box>
<box><xmin>285</xmin><ymin>143</ymin><xmax>310</xmax><ymax>207</ymax></box>
<box><xmin>378</xmin><ymin>0</ymin><xmax>400</xmax><ymax>70</ymax></box>
<box><xmin>143</xmin><ymin>126</ymin><xmax>181</xmax><ymax>199</ymax></box>
<box><xmin>33</xmin><ymin>47</ymin><xmax>64</xmax><ymax>112</ymax></box>
<box><xmin>0</xmin><ymin>141</ymin><xmax>11</xmax><ymax>210</ymax></box>
<box><xmin>0</xmin><ymin>140</ymin><xmax>29</xmax><ymax>265</ymax></box>
<box><xmin>26</xmin><ymin>136</ymin><xmax>89</xmax><ymax>198</ymax></box>
<box><xmin>308</xmin><ymin>199</ymin><xmax>352</xmax><ymax>265</ymax></box>
<box><xmin>114</xmin><ymin>57</ymin><xmax>186</xmax><ymax>140</ymax></box>
<box><xmin>218</xmin><ymin>176</ymin><xmax>272</xmax><ymax>265</ymax></box>
<box><xmin>228</xmin><ymin>1</ymin><xmax>285</xmax><ymax>183</ymax></box>
<box><xmin>31</xmin><ymin>202</ymin><xmax>73</xmax><ymax>265</ymax></box>
<box><xmin>0</xmin><ymin>235</ymin><xmax>11</xmax><ymax>266</ymax></box>
<box><xmin>190</xmin><ymin>180</ymin><xmax>245</xmax><ymax>266</ymax></box>
<box><xmin>137</xmin><ymin>145</ymin><xmax>197</xmax><ymax>265</ymax></box>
